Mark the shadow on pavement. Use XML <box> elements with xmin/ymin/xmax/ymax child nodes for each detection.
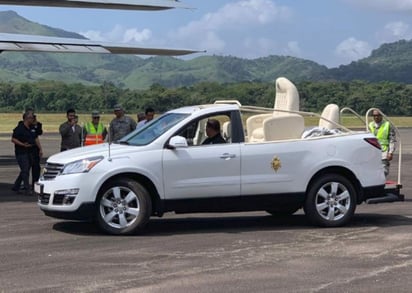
<box><xmin>51</xmin><ymin>212</ymin><xmax>412</xmax><ymax>237</ymax></box>
<box><xmin>52</xmin><ymin>214</ymin><xmax>311</xmax><ymax>236</ymax></box>
<box><xmin>0</xmin><ymin>182</ymin><xmax>38</xmax><ymax>202</ymax></box>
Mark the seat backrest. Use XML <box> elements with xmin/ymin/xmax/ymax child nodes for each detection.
<box><xmin>263</xmin><ymin>114</ymin><xmax>304</xmax><ymax>141</ymax></box>
<box><xmin>222</xmin><ymin>121</ymin><xmax>231</xmax><ymax>143</ymax></box>
<box><xmin>246</xmin><ymin>113</ymin><xmax>271</xmax><ymax>142</ymax></box>
<box><xmin>273</xmin><ymin>77</ymin><xmax>300</xmax><ymax>115</ymax></box>
<box><xmin>319</xmin><ymin>103</ymin><xmax>339</xmax><ymax>129</ymax></box>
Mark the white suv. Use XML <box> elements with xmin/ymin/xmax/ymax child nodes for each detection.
<box><xmin>36</xmin><ymin>101</ymin><xmax>388</xmax><ymax>235</ymax></box>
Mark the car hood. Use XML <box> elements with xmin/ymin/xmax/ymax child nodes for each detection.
<box><xmin>47</xmin><ymin>143</ymin><xmax>138</xmax><ymax>164</ymax></box>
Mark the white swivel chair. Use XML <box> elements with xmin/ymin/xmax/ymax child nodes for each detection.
<box><xmin>247</xmin><ymin>77</ymin><xmax>303</xmax><ymax>142</ymax></box>
<box><xmin>319</xmin><ymin>103</ymin><xmax>340</xmax><ymax>129</ymax></box>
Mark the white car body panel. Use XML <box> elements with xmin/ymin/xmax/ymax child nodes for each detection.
<box><xmin>240</xmin><ymin>133</ymin><xmax>385</xmax><ymax>195</ymax></box>
<box><xmin>162</xmin><ymin>143</ymin><xmax>241</xmax><ymax>199</ymax></box>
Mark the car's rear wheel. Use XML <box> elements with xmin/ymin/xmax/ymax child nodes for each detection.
<box><xmin>304</xmin><ymin>174</ymin><xmax>356</xmax><ymax>227</ymax></box>
<box><xmin>96</xmin><ymin>178</ymin><xmax>152</xmax><ymax>235</ymax></box>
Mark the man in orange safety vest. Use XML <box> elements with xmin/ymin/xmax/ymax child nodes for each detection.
<box><xmin>83</xmin><ymin>110</ymin><xmax>108</xmax><ymax>146</ymax></box>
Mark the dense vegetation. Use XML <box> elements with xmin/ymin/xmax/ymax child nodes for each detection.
<box><xmin>0</xmin><ymin>80</ymin><xmax>410</xmax><ymax>116</ymax></box>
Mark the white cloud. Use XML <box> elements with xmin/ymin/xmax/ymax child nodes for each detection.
<box><xmin>376</xmin><ymin>21</ymin><xmax>412</xmax><ymax>42</ymax></box>
<box><xmin>122</xmin><ymin>28</ymin><xmax>152</xmax><ymax>43</ymax></box>
<box><xmin>80</xmin><ymin>30</ymin><xmax>105</xmax><ymax>41</ymax></box>
<box><xmin>79</xmin><ymin>0</ymin><xmax>293</xmax><ymax>58</ymax></box>
<box><xmin>171</xmin><ymin>0</ymin><xmax>292</xmax><ymax>54</ymax></box>
<box><xmin>335</xmin><ymin>37</ymin><xmax>372</xmax><ymax>62</ymax></box>
<box><xmin>80</xmin><ymin>25</ymin><xmax>152</xmax><ymax>44</ymax></box>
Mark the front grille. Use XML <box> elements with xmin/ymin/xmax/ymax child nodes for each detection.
<box><xmin>42</xmin><ymin>162</ymin><xmax>64</xmax><ymax>180</ymax></box>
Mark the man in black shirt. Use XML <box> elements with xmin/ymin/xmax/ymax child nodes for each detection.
<box><xmin>11</xmin><ymin>111</ymin><xmax>43</xmax><ymax>195</ymax></box>
<box><xmin>202</xmin><ymin>119</ymin><xmax>226</xmax><ymax>145</ymax></box>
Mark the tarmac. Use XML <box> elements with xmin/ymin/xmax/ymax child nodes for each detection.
<box><xmin>0</xmin><ymin>130</ymin><xmax>411</xmax><ymax>292</ymax></box>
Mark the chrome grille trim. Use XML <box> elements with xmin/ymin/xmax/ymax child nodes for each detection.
<box><xmin>42</xmin><ymin>162</ymin><xmax>64</xmax><ymax>180</ymax></box>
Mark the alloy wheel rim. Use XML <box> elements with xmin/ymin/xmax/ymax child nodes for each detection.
<box><xmin>99</xmin><ymin>186</ymin><xmax>140</xmax><ymax>229</ymax></box>
<box><xmin>315</xmin><ymin>181</ymin><xmax>350</xmax><ymax>221</ymax></box>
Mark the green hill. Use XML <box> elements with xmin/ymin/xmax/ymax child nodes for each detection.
<box><xmin>329</xmin><ymin>40</ymin><xmax>412</xmax><ymax>83</ymax></box>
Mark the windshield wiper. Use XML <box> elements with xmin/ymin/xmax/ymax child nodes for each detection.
<box><xmin>119</xmin><ymin>141</ymin><xmax>130</xmax><ymax>145</ymax></box>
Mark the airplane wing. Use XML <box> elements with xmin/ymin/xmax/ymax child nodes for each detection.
<box><xmin>0</xmin><ymin>0</ymin><xmax>191</xmax><ymax>10</ymax></box>
<box><xmin>0</xmin><ymin>33</ymin><xmax>203</xmax><ymax>56</ymax></box>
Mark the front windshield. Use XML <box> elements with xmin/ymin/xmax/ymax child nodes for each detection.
<box><xmin>121</xmin><ymin>113</ymin><xmax>189</xmax><ymax>146</ymax></box>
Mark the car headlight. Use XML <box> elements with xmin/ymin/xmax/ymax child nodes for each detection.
<box><xmin>61</xmin><ymin>156</ymin><xmax>103</xmax><ymax>175</ymax></box>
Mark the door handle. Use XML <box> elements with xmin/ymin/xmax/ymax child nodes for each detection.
<box><xmin>220</xmin><ymin>153</ymin><xmax>236</xmax><ymax>160</ymax></box>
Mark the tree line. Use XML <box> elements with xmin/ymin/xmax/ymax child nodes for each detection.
<box><xmin>0</xmin><ymin>80</ymin><xmax>410</xmax><ymax>115</ymax></box>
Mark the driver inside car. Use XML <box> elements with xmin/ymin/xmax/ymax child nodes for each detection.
<box><xmin>202</xmin><ymin>119</ymin><xmax>226</xmax><ymax>145</ymax></box>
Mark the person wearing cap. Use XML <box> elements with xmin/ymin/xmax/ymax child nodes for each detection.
<box><xmin>369</xmin><ymin>109</ymin><xmax>397</xmax><ymax>177</ymax></box>
<box><xmin>83</xmin><ymin>110</ymin><xmax>108</xmax><ymax>146</ymax></box>
<box><xmin>109</xmin><ymin>104</ymin><xmax>137</xmax><ymax>142</ymax></box>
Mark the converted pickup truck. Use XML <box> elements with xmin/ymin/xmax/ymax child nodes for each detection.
<box><xmin>36</xmin><ymin>78</ymin><xmax>399</xmax><ymax>235</ymax></box>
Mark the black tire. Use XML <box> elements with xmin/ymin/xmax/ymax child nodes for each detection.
<box><xmin>266</xmin><ymin>207</ymin><xmax>300</xmax><ymax>217</ymax></box>
<box><xmin>96</xmin><ymin>178</ymin><xmax>152</xmax><ymax>235</ymax></box>
<box><xmin>303</xmin><ymin>174</ymin><xmax>356</xmax><ymax>227</ymax></box>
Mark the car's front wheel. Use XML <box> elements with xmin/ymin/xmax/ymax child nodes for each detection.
<box><xmin>96</xmin><ymin>178</ymin><xmax>152</xmax><ymax>235</ymax></box>
<box><xmin>304</xmin><ymin>174</ymin><xmax>356</xmax><ymax>227</ymax></box>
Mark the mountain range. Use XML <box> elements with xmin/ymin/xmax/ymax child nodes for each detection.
<box><xmin>0</xmin><ymin>10</ymin><xmax>411</xmax><ymax>89</ymax></box>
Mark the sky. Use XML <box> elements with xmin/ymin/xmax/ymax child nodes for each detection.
<box><xmin>1</xmin><ymin>0</ymin><xmax>412</xmax><ymax>68</ymax></box>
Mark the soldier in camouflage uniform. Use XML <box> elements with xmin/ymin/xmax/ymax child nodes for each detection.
<box><xmin>109</xmin><ymin>104</ymin><xmax>137</xmax><ymax>142</ymax></box>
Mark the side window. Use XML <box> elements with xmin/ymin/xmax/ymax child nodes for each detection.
<box><xmin>176</xmin><ymin>113</ymin><xmax>232</xmax><ymax>146</ymax></box>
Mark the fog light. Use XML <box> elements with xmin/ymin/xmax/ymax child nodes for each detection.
<box><xmin>63</xmin><ymin>196</ymin><xmax>76</xmax><ymax>205</ymax></box>
<box><xmin>54</xmin><ymin>189</ymin><xmax>79</xmax><ymax>206</ymax></box>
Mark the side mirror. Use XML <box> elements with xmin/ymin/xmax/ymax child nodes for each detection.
<box><xmin>168</xmin><ymin>136</ymin><xmax>188</xmax><ymax>149</ymax></box>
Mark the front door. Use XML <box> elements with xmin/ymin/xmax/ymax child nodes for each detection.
<box><xmin>162</xmin><ymin>143</ymin><xmax>241</xmax><ymax>199</ymax></box>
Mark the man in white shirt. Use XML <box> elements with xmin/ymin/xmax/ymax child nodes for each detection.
<box><xmin>136</xmin><ymin>107</ymin><xmax>155</xmax><ymax>129</ymax></box>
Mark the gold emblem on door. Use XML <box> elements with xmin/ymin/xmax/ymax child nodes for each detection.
<box><xmin>271</xmin><ymin>156</ymin><xmax>281</xmax><ymax>172</ymax></box>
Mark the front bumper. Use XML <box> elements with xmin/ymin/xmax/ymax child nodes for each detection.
<box><xmin>35</xmin><ymin>173</ymin><xmax>100</xmax><ymax>220</ymax></box>
<box><xmin>36</xmin><ymin>181</ymin><xmax>96</xmax><ymax>221</ymax></box>
<box><xmin>41</xmin><ymin>202</ymin><xmax>96</xmax><ymax>221</ymax></box>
